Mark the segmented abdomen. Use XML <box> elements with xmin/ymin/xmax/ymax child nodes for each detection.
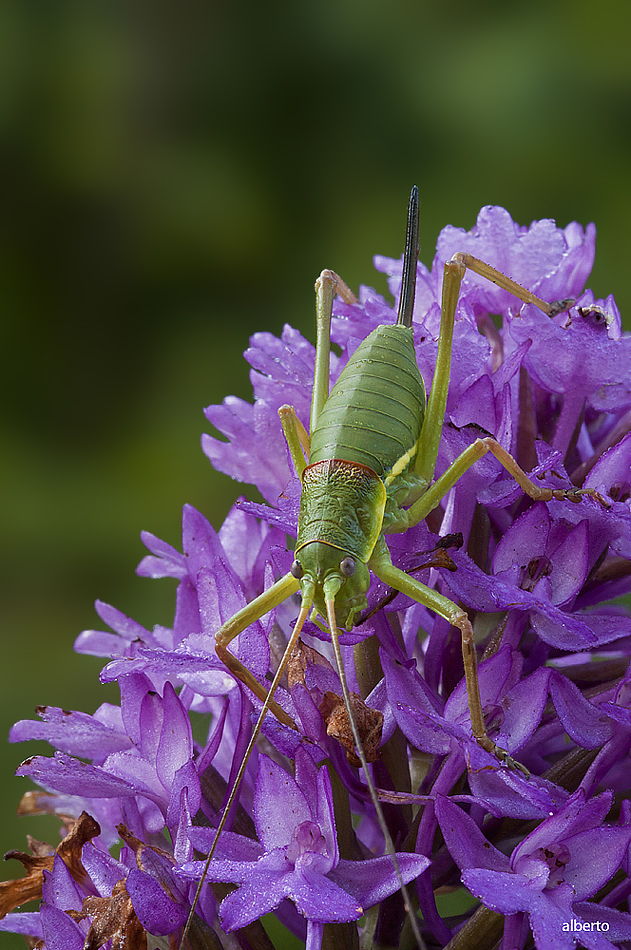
<box><xmin>309</xmin><ymin>324</ymin><xmax>425</xmax><ymax>478</ymax></box>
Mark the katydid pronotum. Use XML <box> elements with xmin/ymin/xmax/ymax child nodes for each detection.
<box><xmin>181</xmin><ymin>187</ymin><xmax>604</xmax><ymax>947</ymax></box>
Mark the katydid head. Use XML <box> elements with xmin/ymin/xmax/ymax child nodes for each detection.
<box><xmin>291</xmin><ymin>541</ymin><xmax>370</xmax><ymax>633</ymax></box>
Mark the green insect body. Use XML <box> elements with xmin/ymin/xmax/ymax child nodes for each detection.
<box><xmin>294</xmin><ymin>322</ymin><xmax>427</xmax><ymax>630</ymax></box>
<box><xmin>308</xmin><ymin>323</ymin><xmax>426</xmax><ymax>474</ymax></box>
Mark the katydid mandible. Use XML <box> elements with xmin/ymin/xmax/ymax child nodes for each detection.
<box><xmin>182</xmin><ymin>187</ymin><xmax>601</xmax><ymax>946</ymax></box>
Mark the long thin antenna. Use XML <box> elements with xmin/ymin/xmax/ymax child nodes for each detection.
<box><xmin>178</xmin><ymin>595</ymin><xmax>314</xmax><ymax>949</ymax></box>
<box><xmin>325</xmin><ymin>598</ymin><xmax>426</xmax><ymax>949</ymax></box>
<box><xmin>397</xmin><ymin>185</ymin><xmax>420</xmax><ymax>328</ymax></box>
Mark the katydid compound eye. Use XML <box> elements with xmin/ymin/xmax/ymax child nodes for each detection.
<box><xmin>339</xmin><ymin>556</ymin><xmax>356</xmax><ymax>577</ymax></box>
<box><xmin>290</xmin><ymin>559</ymin><xmax>304</xmax><ymax>579</ymax></box>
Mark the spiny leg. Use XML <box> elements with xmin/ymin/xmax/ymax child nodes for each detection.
<box><xmin>382</xmin><ymin>433</ymin><xmax>605</xmax><ymax>768</ymax></box>
<box><xmin>214</xmin><ymin>571</ymin><xmax>300</xmax><ymax>729</ymax></box>
<box><xmin>451</xmin><ymin>251</ymin><xmax>556</xmax><ymax>315</ymax></box>
<box><xmin>415</xmin><ymin>250</ymin><xmax>554</xmax><ymax>492</ymax></box>
<box><xmin>394</xmin><ymin>434</ymin><xmax>609</xmax><ymax>533</ymax></box>
<box><xmin>279</xmin><ymin>268</ymin><xmax>357</xmax><ymax>477</ymax></box>
<box><xmin>370</xmin><ymin>540</ymin><xmax>529</xmax><ymax>775</ymax></box>
<box><xmin>385</xmin><ymin>246</ymin><xmax>605</xmax><ymax>774</ymax></box>
<box><xmin>311</xmin><ymin>268</ymin><xmax>357</xmax><ymax>434</ymax></box>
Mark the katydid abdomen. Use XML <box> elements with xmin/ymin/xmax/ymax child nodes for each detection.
<box><xmin>308</xmin><ymin>323</ymin><xmax>426</xmax><ymax>476</ymax></box>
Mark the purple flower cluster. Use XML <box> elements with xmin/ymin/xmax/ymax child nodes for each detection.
<box><xmin>3</xmin><ymin>205</ymin><xmax>631</xmax><ymax>950</ymax></box>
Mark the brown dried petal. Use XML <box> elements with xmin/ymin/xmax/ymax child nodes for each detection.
<box><xmin>70</xmin><ymin>879</ymin><xmax>147</xmax><ymax>950</ymax></box>
<box><xmin>286</xmin><ymin>638</ymin><xmax>336</xmax><ymax>690</ymax></box>
<box><xmin>0</xmin><ymin>811</ymin><xmax>100</xmax><ymax>918</ymax></box>
<box><xmin>319</xmin><ymin>690</ymin><xmax>383</xmax><ymax>767</ymax></box>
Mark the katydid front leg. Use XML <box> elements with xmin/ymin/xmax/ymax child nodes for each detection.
<box><xmin>214</xmin><ymin>571</ymin><xmax>300</xmax><ymax>730</ymax></box>
<box><xmin>278</xmin><ymin>268</ymin><xmax>358</xmax><ymax>477</ymax></box>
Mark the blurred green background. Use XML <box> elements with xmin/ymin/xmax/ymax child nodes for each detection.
<box><xmin>2</xmin><ymin>0</ymin><xmax>631</xmax><ymax>941</ymax></box>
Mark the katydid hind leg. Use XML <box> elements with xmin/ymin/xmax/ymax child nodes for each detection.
<box><xmin>413</xmin><ymin>256</ymin><xmax>464</xmax><ymax>491</ymax></box>
<box><xmin>415</xmin><ymin>241</ymin><xmax>561</xmax><ymax>492</ymax></box>
<box><xmin>398</xmin><ymin>433</ymin><xmax>609</xmax><ymax>534</ymax></box>
<box><xmin>451</xmin><ymin>251</ymin><xmax>555</xmax><ymax>315</ymax></box>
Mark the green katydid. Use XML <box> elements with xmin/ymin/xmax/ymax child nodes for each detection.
<box><xmin>181</xmin><ymin>187</ymin><xmax>603</xmax><ymax>947</ymax></box>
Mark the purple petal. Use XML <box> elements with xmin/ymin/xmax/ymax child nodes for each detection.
<box><xmin>332</xmin><ymin>853</ymin><xmax>431</xmax><ymax>907</ymax></box>
<box><xmin>585</xmin><ymin>431</ymin><xmax>631</xmax><ymax>499</ymax></box>
<box><xmin>444</xmin><ymin>645</ymin><xmax>520</xmax><ymax>726</ymax></box>
<box><xmin>574</xmin><ymin>903</ymin><xmax>631</xmax><ymax>942</ymax></box>
<box><xmin>512</xmin><ymin>790</ymin><xmax>613</xmax><ymax>864</ymax></box>
<box><xmin>462</xmin><ymin>867</ymin><xmax>539</xmax><ymax>914</ymax></box>
<box><xmin>496</xmin><ymin>667</ymin><xmax>551</xmax><ymax>750</ymax></box>
<box><xmin>9</xmin><ymin>706</ymin><xmax>132</xmax><ymax>759</ymax></box>
<box><xmin>203</xmin><ymin>388</ymin><xmax>293</xmax><ymax>504</ymax></box>
<box><xmin>180</xmin><ymin>504</ymin><xmax>224</xmax><ymax>578</ymax></box>
<box><xmin>42</xmin><ymin>855</ymin><xmax>85</xmax><ymax>912</ymax></box>
<box><xmin>294</xmin><ymin>749</ymin><xmax>337</xmax><ymax>868</ymax></box>
<box><xmin>74</xmin><ymin>629</ymin><xmax>130</xmax><ymax>657</ymax></box>
<box><xmin>287</xmin><ymin>865</ymin><xmax>363</xmax><ymax>922</ymax></box>
<box><xmin>196</xmin><ymin>561</ymin><xmax>270</xmax><ymax>681</ymax></box>
<box><xmin>182</xmin><ymin>829</ymin><xmax>263</xmax><ymax>864</ymax></box>
<box><xmin>435</xmin><ymin>795</ymin><xmax>509</xmax><ymax>873</ymax></box>
<box><xmin>528</xmin><ymin>892</ymin><xmax>586</xmax><ymax>950</ymax></box>
<box><xmin>218</xmin><ymin>873</ymin><xmax>291</xmax><ymax>929</ymax></box>
<box><xmin>218</xmin><ymin>505</ymin><xmax>287</xmax><ymax>601</ymax></box>
<box><xmin>16</xmin><ymin>752</ymin><xmax>142</xmax><ymax>799</ymax></box>
<box><xmin>254</xmin><ymin>755</ymin><xmax>311</xmax><ymax>851</ymax></box>
<box><xmin>167</xmin><ymin>760</ymin><xmax>201</xmax><ymax>832</ymax></box>
<box><xmin>544</xmin><ymin>519</ymin><xmax>589</xmax><ymax>606</ymax></box>
<box><xmin>155</xmin><ymin>683</ymin><xmax>193</xmax><ymax>788</ymax></box>
<box><xmin>136</xmin><ymin>529</ymin><xmax>187</xmax><ymax>580</ymax></box>
<box><xmin>549</xmin><ymin>671</ymin><xmax>613</xmax><ymax>748</ymax></box>
<box><xmin>100</xmin><ymin>645</ymin><xmax>232</xmax><ymax>696</ymax></box>
<box><xmin>466</xmin><ymin>746</ymin><xmax>567</xmax><ymax>819</ymax></box>
<box><xmin>80</xmin><ymin>843</ymin><xmax>128</xmax><ymax>896</ymax></box>
<box><xmin>94</xmin><ymin>600</ymin><xmax>150</xmax><ymax>641</ymax></box>
<box><xmin>492</xmin><ymin>502</ymin><xmax>551</xmax><ymax>579</ymax></box>
<box><xmin>126</xmin><ymin>867</ymin><xmax>188</xmax><ymax>935</ymax></box>
<box><xmin>0</xmin><ymin>913</ymin><xmax>43</xmax><ymax>938</ymax></box>
<box><xmin>562</xmin><ymin>827</ymin><xmax>631</xmax><ymax>901</ymax></box>
<box><xmin>40</xmin><ymin>903</ymin><xmax>85</xmax><ymax>950</ymax></box>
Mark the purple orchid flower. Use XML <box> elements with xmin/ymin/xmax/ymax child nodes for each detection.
<box><xmin>436</xmin><ymin>790</ymin><xmax>631</xmax><ymax>950</ymax></box>
<box><xmin>4</xmin><ymin>204</ymin><xmax>631</xmax><ymax>950</ymax></box>
<box><xmin>12</xmin><ymin>675</ymin><xmax>202</xmax><ymax>843</ymax></box>
<box><xmin>178</xmin><ymin>747</ymin><xmax>429</xmax><ymax>950</ymax></box>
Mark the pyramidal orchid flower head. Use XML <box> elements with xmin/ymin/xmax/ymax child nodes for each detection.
<box><xmin>4</xmin><ymin>203</ymin><xmax>631</xmax><ymax>950</ymax></box>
